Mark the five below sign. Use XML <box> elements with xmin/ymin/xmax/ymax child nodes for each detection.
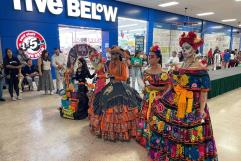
<box><xmin>13</xmin><ymin>0</ymin><xmax>118</xmax><ymax>22</ymax></box>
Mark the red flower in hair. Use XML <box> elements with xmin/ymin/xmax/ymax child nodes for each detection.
<box><xmin>179</xmin><ymin>32</ymin><xmax>204</xmax><ymax>50</ymax></box>
<box><xmin>150</xmin><ymin>45</ymin><xmax>161</xmax><ymax>53</ymax></box>
<box><xmin>89</xmin><ymin>51</ymin><xmax>100</xmax><ymax>61</ymax></box>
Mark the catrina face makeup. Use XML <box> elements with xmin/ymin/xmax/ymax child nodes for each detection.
<box><xmin>182</xmin><ymin>42</ymin><xmax>195</xmax><ymax>59</ymax></box>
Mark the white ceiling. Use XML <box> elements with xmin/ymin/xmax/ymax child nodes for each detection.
<box><xmin>117</xmin><ymin>0</ymin><xmax>241</xmax><ymax>28</ymax></box>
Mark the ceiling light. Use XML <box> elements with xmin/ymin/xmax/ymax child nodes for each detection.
<box><xmin>118</xmin><ymin>17</ymin><xmax>147</xmax><ymax>23</ymax></box>
<box><xmin>165</xmin><ymin>17</ymin><xmax>178</xmax><ymax>21</ymax></box>
<box><xmin>235</xmin><ymin>0</ymin><xmax>241</xmax><ymax>2</ymax></box>
<box><xmin>211</xmin><ymin>26</ymin><xmax>223</xmax><ymax>29</ymax></box>
<box><xmin>221</xmin><ymin>19</ymin><xmax>237</xmax><ymax>22</ymax></box>
<box><xmin>196</xmin><ymin>12</ymin><xmax>214</xmax><ymax>16</ymax></box>
<box><xmin>239</xmin><ymin>24</ymin><xmax>241</xmax><ymax>27</ymax></box>
<box><xmin>159</xmin><ymin>2</ymin><xmax>179</xmax><ymax>7</ymax></box>
<box><xmin>119</xmin><ymin>24</ymin><xmax>138</xmax><ymax>28</ymax></box>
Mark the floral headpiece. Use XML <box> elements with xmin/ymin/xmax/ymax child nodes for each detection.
<box><xmin>150</xmin><ymin>45</ymin><xmax>161</xmax><ymax>56</ymax></box>
<box><xmin>89</xmin><ymin>51</ymin><xmax>101</xmax><ymax>62</ymax></box>
<box><xmin>179</xmin><ymin>32</ymin><xmax>204</xmax><ymax>50</ymax></box>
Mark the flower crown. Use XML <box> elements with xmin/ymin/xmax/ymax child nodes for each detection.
<box><xmin>150</xmin><ymin>45</ymin><xmax>161</xmax><ymax>55</ymax></box>
<box><xmin>179</xmin><ymin>32</ymin><xmax>204</xmax><ymax>50</ymax></box>
<box><xmin>89</xmin><ymin>51</ymin><xmax>100</xmax><ymax>61</ymax></box>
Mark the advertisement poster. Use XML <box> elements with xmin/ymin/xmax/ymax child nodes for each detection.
<box><xmin>135</xmin><ymin>36</ymin><xmax>145</xmax><ymax>53</ymax></box>
<box><xmin>16</xmin><ymin>30</ymin><xmax>47</xmax><ymax>60</ymax></box>
<box><xmin>203</xmin><ymin>33</ymin><xmax>231</xmax><ymax>54</ymax></box>
<box><xmin>232</xmin><ymin>34</ymin><xmax>240</xmax><ymax>50</ymax></box>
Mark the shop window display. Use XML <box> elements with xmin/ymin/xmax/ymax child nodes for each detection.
<box><xmin>59</xmin><ymin>26</ymin><xmax>102</xmax><ymax>71</ymax></box>
<box><xmin>203</xmin><ymin>33</ymin><xmax>231</xmax><ymax>54</ymax></box>
<box><xmin>153</xmin><ymin>23</ymin><xmax>201</xmax><ymax>64</ymax></box>
<box><xmin>118</xmin><ymin>17</ymin><xmax>147</xmax><ymax>54</ymax></box>
<box><xmin>232</xmin><ymin>32</ymin><xmax>240</xmax><ymax>50</ymax></box>
<box><xmin>59</xmin><ymin>26</ymin><xmax>102</xmax><ymax>56</ymax></box>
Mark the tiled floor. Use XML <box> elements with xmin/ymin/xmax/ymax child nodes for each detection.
<box><xmin>0</xmin><ymin>88</ymin><xmax>241</xmax><ymax>161</ymax></box>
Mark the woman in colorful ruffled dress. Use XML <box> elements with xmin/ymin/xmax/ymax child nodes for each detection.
<box><xmin>136</xmin><ymin>45</ymin><xmax>171</xmax><ymax>147</ymax></box>
<box><xmin>147</xmin><ymin>32</ymin><xmax>218</xmax><ymax>160</ymax></box>
<box><xmin>88</xmin><ymin>47</ymin><xmax>142</xmax><ymax>141</ymax></box>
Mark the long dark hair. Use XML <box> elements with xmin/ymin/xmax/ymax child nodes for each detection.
<box><xmin>152</xmin><ymin>52</ymin><xmax>162</xmax><ymax>65</ymax></box>
<box><xmin>41</xmin><ymin>50</ymin><xmax>51</xmax><ymax>61</ymax></box>
<box><xmin>78</xmin><ymin>57</ymin><xmax>89</xmax><ymax>73</ymax></box>
<box><xmin>156</xmin><ymin>53</ymin><xmax>162</xmax><ymax>65</ymax></box>
<box><xmin>5</xmin><ymin>48</ymin><xmax>12</xmax><ymax>59</ymax></box>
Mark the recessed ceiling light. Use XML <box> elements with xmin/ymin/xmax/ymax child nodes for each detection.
<box><xmin>165</xmin><ymin>17</ymin><xmax>178</xmax><ymax>21</ymax></box>
<box><xmin>196</xmin><ymin>12</ymin><xmax>214</xmax><ymax>16</ymax></box>
<box><xmin>235</xmin><ymin>0</ymin><xmax>241</xmax><ymax>2</ymax></box>
<box><xmin>221</xmin><ymin>19</ymin><xmax>237</xmax><ymax>22</ymax></box>
<box><xmin>159</xmin><ymin>2</ymin><xmax>179</xmax><ymax>7</ymax></box>
<box><xmin>211</xmin><ymin>26</ymin><xmax>223</xmax><ymax>29</ymax></box>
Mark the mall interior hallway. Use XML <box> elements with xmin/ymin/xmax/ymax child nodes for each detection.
<box><xmin>0</xmin><ymin>88</ymin><xmax>241</xmax><ymax>161</ymax></box>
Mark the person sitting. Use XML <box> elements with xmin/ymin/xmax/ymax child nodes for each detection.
<box><xmin>22</xmin><ymin>59</ymin><xmax>39</xmax><ymax>91</ymax></box>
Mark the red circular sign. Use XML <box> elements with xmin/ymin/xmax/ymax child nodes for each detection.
<box><xmin>16</xmin><ymin>30</ymin><xmax>47</xmax><ymax>59</ymax></box>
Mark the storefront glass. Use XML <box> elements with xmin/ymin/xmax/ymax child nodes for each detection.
<box><xmin>118</xmin><ymin>17</ymin><xmax>147</xmax><ymax>54</ymax></box>
<box><xmin>153</xmin><ymin>23</ymin><xmax>202</xmax><ymax>64</ymax></box>
<box><xmin>203</xmin><ymin>24</ymin><xmax>231</xmax><ymax>55</ymax></box>
<box><xmin>59</xmin><ymin>26</ymin><xmax>102</xmax><ymax>56</ymax></box>
<box><xmin>232</xmin><ymin>29</ymin><xmax>240</xmax><ymax>50</ymax></box>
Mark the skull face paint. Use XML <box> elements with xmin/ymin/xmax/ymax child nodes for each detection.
<box><xmin>181</xmin><ymin>42</ymin><xmax>195</xmax><ymax>59</ymax></box>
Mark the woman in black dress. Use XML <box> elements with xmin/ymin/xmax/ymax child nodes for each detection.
<box><xmin>60</xmin><ymin>58</ymin><xmax>95</xmax><ymax>120</ymax></box>
<box><xmin>73</xmin><ymin>58</ymin><xmax>95</xmax><ymax>119</ymax></box>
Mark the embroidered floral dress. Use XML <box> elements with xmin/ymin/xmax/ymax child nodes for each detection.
<box><xmin>136</xmin><ymin>71</ymin><xmax>171</xmax><ymax>147</ymax></box>
<box><xmin>88</xmin><ymin>61</ymin><xmax>142</xmax><ymax>141</ymax></box>
<box><xmin>147</xmin><ymin>68</ymin><xmax>218</xmax><ymax>161</ymax></box>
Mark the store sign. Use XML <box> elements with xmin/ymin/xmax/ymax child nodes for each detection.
<box><xmin>16</xmin><ymin>30</ymin><xmax>47</xmax><ymax>59</ymax></box>
<box><xmin>135</xmin><ymin>36</ymin><xmax>145</xmax><ymax>53</ymax></box>
<box><xmin>13</xmin><ymin>0</ymin><xmax>118</xmax><ymax>22</ymax></box>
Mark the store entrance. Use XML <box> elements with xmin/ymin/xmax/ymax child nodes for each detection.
<box><xmin>58</xmin><ymin>26</ymin><xmax>102</xmax><ymax>57</ymax></box>
<box><xmin>118</xmin><ymin>17</ymin><xmax>147</xmax><ymax>55</ymax></box>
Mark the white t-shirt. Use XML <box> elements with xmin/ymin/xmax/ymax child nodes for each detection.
<box><xmin>168</xmin><ymin>56</ymin><xmax>179</xmax><ymax>64</ymax></box>
<box><xmin>52</xmin><ymin>54</ymin><xmax>66</xmax><ymax>69</ymax></box>
<box><xmin>43</xmin><ymin>60</ymin><xmax>51</xmax><ymax>71</ymax></box>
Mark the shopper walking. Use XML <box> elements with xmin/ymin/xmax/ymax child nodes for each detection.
<box><xmin>3</xmin><ymin>48</ymin><xmax>22</xmax><ymax>101</ymax></box>
<box><xmin>228</xmin><ymin>51</ymin><xmax>236</xmax><ymax>68</ymax></box>
<box><xmin>52</xmin><ymin>48</ymin><xmax>66</xmax><ymax>94</ymax></box>
<box><xmin>0</xmin><ymin>63</ymin><xmax>5</xmax><ymax>101</ymax></box>
<box><xmin>214</xmin><ymin>51</ymin><xmax>222</xmax><ymax>70</ymax></box>
<box><xmin>131</xmin><ymin>51</ymin><xmax>144</xmax><ymax>91</ymax></box>
<box><xmin>223</xmin><ymin>49</ymin><xmax>231</xmax><ymax>68</ymax></box>
<box><xmin>213</xmin><ymin>46</ymin><xmax>221</xmax><ymax>56</ymax></box>
<box><xmin>38</xmin><ymin>50</ymin><xmax>54</xmax><ymax>95</ymax></box>
<box><xmin>208</xmin><ymin>48</ymin><xmax>213</xmax><ymax>65</ymax></box>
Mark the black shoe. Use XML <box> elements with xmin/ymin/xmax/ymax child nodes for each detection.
<box><xmin>0</xmin><ymin>98</ymin><xmax>6</xmax><ymax>101</ymax></box>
